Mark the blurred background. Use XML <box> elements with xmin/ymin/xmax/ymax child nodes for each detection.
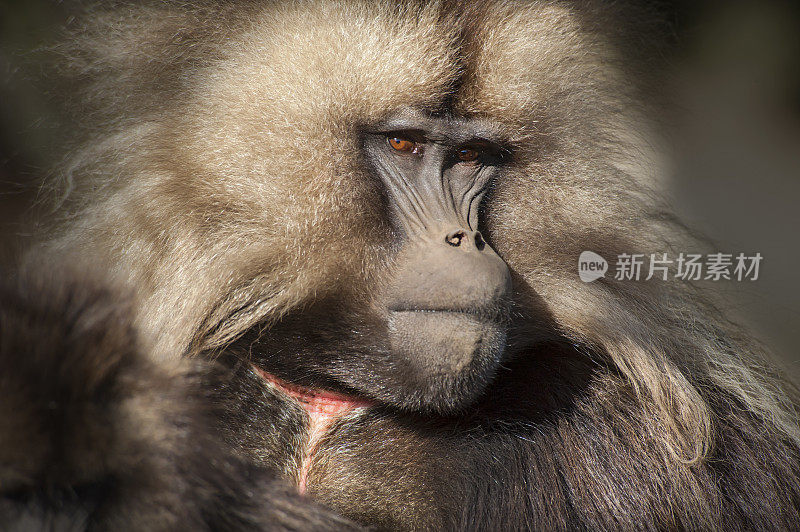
<box><xmin>665</xmin><ymin>0</ymin><xmax>800</xmax><ymax>376</ymax></box>
<box><xmin>1</xmin><ymin>0</ymin><xmax>798</xmax><ymax>373</ymax></box>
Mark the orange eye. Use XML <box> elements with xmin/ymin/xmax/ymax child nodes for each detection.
<box><xmin>388</xmin><ymin>136</ymin><xmax>416</xmax><ymax>152</ymax></box>
<box><xmin>457</xmin><ymin>148</ymin><xmax>480</xmax><ymax>162</ymax></box>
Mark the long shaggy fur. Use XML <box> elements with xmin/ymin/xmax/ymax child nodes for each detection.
<box><xmin>0</xmin><ymin>271</ymin><xmax>361</xmax><ymax>530</ymax></box>
<box><xmin>22</xmin><ymin>0</ymin><xmax>800</xmax><ymax>529</ymax></box>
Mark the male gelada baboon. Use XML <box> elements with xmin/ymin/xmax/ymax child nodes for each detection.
<box><xmin>3</xmin><ymin>0</ymin><xmax>800</xmax><ymax>530</ymax></box>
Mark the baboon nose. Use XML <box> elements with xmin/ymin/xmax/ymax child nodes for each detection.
<box><xmin>445</xmin><ymin>229</ymin><xmax>486</xmax><ymax>251</ymax></box>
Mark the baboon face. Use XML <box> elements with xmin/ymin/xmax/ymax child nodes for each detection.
<box><xmin>216</xmin><ymin>107</ymin><xmax>519</xmax><ymax>414</ymax></box>
<box><xmin>230</xmin><ymin>106</ymin><xmax>517</xmax><ymax>414</ymax></box>
<box><xmin>360</xmin><ymin>110</ymin><xmax>513</xmax><ymax>411</ymax></box>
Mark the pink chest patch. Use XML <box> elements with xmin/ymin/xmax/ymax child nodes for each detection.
<box><xmin>253</xmin><ymin>366</ymin><xmax>372</xmax><ymax>494</ymax></box>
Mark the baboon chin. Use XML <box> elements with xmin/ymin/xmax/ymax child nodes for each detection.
<box><xmin>4</xmin><ymin>0</ymin><xmax>800</xmax><ymax>530</ymax></box>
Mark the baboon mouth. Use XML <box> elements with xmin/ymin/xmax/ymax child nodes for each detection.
<box><xmin>391</xmin><ymin>308</ymin><xmax>481</xmax><ymax>315</ymax></box>
<box><xmin>388</xmin><ymin>306</ymin><xmax>504</xmax><ymax>323</ymax></box>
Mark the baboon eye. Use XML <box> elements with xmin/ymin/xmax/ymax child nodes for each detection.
<box><xmin>388</xmin><ymin>136</ymin><xmax>417</xmax><ymax>153</ymax></box>
<box><xmin>457</xmin><ymin>148</ymin><xmax>480</xmax><ymax>162</ymax></box>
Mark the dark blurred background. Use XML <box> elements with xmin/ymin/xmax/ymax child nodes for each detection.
<box><xmin>665</xmin><ymin>0</ymin><xmax>800</xmax><ymax>376</ymax></box>
<box><xmin>1</xmin><ymin>1</ymin><xmax>799</xmax><ymax>373</ymax></box>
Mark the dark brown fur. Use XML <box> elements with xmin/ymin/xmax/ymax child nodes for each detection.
<box><xmin>0</xmin><ymin>270</ymin><xmax>361</xmax><ymax>530</ymax></box>
<box><xmin>10</xmin><ymin>0</ymin><xmax>800</xmax><ymax>530</ymax></box>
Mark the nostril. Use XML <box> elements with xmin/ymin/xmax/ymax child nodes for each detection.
<box><xmin>446</xmin><ymin>230</ymin><xmax>466</xmax><ymax>247</ymax></box>
<box><xmin>474</xmin><ymin>231</ymin><xmax>485</xmax><ymax>251</ymax></box>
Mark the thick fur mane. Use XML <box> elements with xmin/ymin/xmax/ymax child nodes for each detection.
<box><xmin>32</xmin><ymin>1</ymin><xmax>800</xmax><ymax>523</ymax></box>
